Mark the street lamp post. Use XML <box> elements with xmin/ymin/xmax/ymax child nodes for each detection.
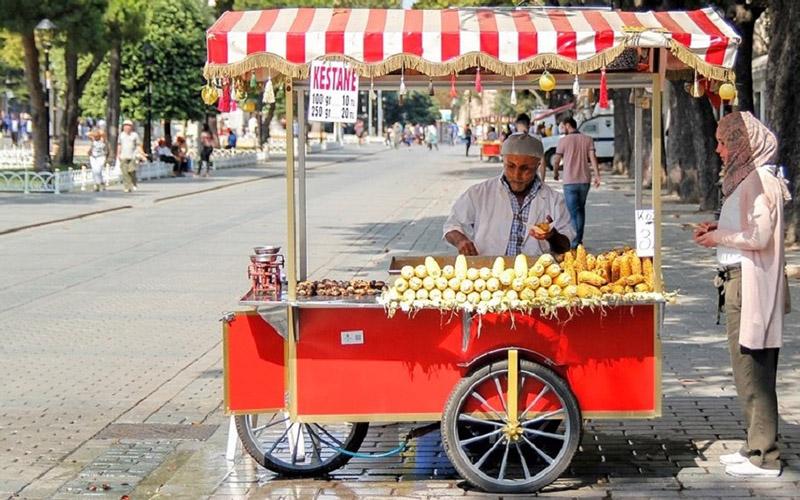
<box><xmin>35</xmin><ymin>18</ymin><xmax>56</xmax><ymax>170</ymax></box>
<box><xmin>142</xmin><ymin>41</ymin><xmax>154</xmax><ymax>160</ymax></box>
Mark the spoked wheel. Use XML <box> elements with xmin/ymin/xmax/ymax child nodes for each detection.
<box><xmin>235</xmin><ymin>413</ymin><xmax>369</xmax><ymax>477</ymax></box>
<box><xmin>442</xmin><ymin>356</ymin><xmax>581</xmax><ymax>493</ymax></box>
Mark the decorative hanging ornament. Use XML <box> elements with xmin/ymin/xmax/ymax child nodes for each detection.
<box><xmin>538</xmin><ymin>70</ymin><xmax>556</xmax><ymax>93</ymax></box>
<box><xmin>370</xmin><ymin>77</ymin><xmax>376</xmax><ymax>101</ymax></box>
<box><xmin>689</xmin><ymin>71</ymin><xmax>705</xmax><ymax>98</ymax></box>
<box><xmin>399</xmin><ymin>66</ymin><xmax>406</xmax><ymax>106</ymax></box>
<box><xmin>263</xmin><ymin>72</ymin><xmax>276</xmax><ymax>104</ymax></box>
<box><xmin>718</xmin><ymin>82</ymin><xmax>736</xmax><ymax>101</ymax></box>
<box><xmin>474</xmin><ymin>66</ymin><xmax>482</xmax><ymax>93</ymax></box>
<box><xmin>234</xmin><ymin>79</ymin><xmax>247</xmax><ymax>101</ymax></box>
<box><xmin>450</xmin><ymin>72</ymin><xmax>458</xmax><ymax>99</ymax></box>
<box><xmin>428</xmin><ymin>78</ymin><xmax>435</xmax><ymax>97</ymax></box>
<box><xmin>599</xmin><ymin>66</ymin><xmax>609</xmax><ymax>109</ymax></box>
<box><xmin>201</xmin><ymin>83</ymin><xmax>219</xmax><ymax>105</ymax></box>
<box><xmin>509</xmin><ymin>76</ymin><xmax>517</xmax><ymax>106</ymax></box>
<box><xmin>218</xmin><ymin>83</ymin><xmax>231</xmax><ymax>113</ymax></box>
<box><xmin>249</xmin><ymin>71</ymin><xmax>257</xmax><ymax>90</ymax></box>
<box><xmin>572</xmin><ymin>74</ymin><xmax>580</xmax><ymax>96</ymax></box>
<box><xmin>242</xmin><ymin>98</ymin><xmax>257</xmax><ymax>113</ymax></box>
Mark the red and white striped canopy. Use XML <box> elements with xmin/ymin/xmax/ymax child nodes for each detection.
<box><xmin>205</xmin><ymin>7</ymin><xmax>739</xmax><ymax>81</ymax></box>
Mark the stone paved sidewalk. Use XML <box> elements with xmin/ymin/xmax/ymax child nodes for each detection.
<box><xmin>4</xmin><ymin>144</ymin><xmax>798</xmax><ymax>499</ymax></box>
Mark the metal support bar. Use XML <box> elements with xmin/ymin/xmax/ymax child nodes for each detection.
<box><xmin>377</xmin><ymin>90</ymin><xmax>384</xmax><ymax>138</ymax></box>
<box><xmin>651</xmin><ymin>72</ymin><xmax>663</xmax><ymax>294</ymax></box>
<box><xmin>507</xmin><ymin>349</ymin><xmax>519</xmax><ymax>425</ymax></box>
<box><xmin>368</xmin><ymin>91</ymin><xmax>374</xmax><ymax>136</ymax></box>
<box><xmin>297</xmin><ymin>89</ymin><xmax>308</xmax><ymax>281</ymax></box>
<box><xmin>634</xmin><ymin>88</ymin><xmax>644</xmax><ymax>210</ymax></box>
<box><xmin>285</xmin><ymin>83</ymin><xmax>297</xmax><ymax>299</ymax></box>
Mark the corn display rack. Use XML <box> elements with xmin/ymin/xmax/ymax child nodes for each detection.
<box><xmin>208</xmin><ymin>5</ymin><xmax>739</xmax><ymax>494</ymax></box>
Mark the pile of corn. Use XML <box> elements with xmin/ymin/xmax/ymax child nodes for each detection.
<box><xmin>379</xmin><ymin>245</ymin><xmax>659</xmax><ymax>315</ymax></box>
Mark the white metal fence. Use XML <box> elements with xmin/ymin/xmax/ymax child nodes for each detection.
<box><xmin>0</xmin><ymin>151</ymin><xmax>259</xmax><ymax>194</ymax></box>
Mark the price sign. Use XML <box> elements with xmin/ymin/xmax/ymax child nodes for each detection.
<box><xmin>308</xmin><ymin>60</ymin><xmax>359</xmax><ymax>124</ymax></box>
<box><xmin>635</xmin><ymin>209</ymin><xmax>655</xmax><ymax>257</ymax></box>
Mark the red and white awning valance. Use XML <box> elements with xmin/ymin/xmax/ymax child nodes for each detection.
<box><xmin>205</xmin><ymin>7</ymin><xmax>739</xmax><ymax>81</ymax></box>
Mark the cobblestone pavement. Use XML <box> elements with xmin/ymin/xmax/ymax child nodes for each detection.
<box><xmin>1</xmin><ymin>144</ymin><xmax>798</xmax><ymax>499</ymax></box>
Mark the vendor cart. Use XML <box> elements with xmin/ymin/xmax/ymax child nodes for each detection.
<box><xmin>204</xmin><ymin>6</ymin><xmax>739</xmax><ymax>493</ymax></box>
<box><xmin>479</xmin><ymin>140</ymin><xmax>503</xmax><ymax>162</ymax></box>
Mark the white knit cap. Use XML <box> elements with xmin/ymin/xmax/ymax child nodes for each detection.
<box><xmin>501</xmin><ymin>133</ymin><xmax>544</xmax><ymax>159</ymax></box>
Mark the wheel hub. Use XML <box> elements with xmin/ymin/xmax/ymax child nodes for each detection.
<box><xmin>502</xmin><ymin>422</ymin><xmax>524</xmax><ymax>441</ymax></box>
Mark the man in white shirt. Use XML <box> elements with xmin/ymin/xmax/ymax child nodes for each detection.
<box><xmin>117</xmin><ymin>119</ymin><xmax>143</xmax><ymax>192</ymax></box>
<box><xmin>444</xmin><ymin>134</ymin><xmax>575</xmax><ymax>256</ymax></box>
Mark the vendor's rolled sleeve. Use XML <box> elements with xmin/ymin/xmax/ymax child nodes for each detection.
<box><xmin>443</xmin><ymin>190</ymin><xmax>475</xmax><ymax>239</ymax></box>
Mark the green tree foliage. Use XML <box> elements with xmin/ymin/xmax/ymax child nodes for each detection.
<box><xmin>82</xmin><ymin>0</ymin><xmax>209</xmax><ymax>123</ymax></box>
<box><xmin>381</xmin><ymin>91</ymin><xmax>439</xmax><ymax>125</ymax></box>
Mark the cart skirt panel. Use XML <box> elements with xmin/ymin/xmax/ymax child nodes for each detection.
<box><xmin>224</xmin><ymin>312</ymin><xmax>286</xmax><ymax>414</ymax></box>
<box><xmin>292</xmin><ymin>305</ymin><xmax>658</xmax><ymax>421</ymax></box>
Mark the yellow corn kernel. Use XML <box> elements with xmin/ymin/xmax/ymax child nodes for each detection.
<box><xmin>576</xmin><ymin>283</ymin><xmax>601</xmax><ymax>298</ymax></box>
<box><xmin>546</xmin><ymin>263</ymin><xmax>562</xmax><ymax>279</ymax></box>
<box><xmin>635</xmin><ymin>283</ymin><xmax>650</xmax><ymax>293</ymax></box>
<box><xmin>630</xmin><ymin>254</ymin><xmax>642</xmax><ymax>276</ymax></box>
<box><xmin>555</xmin><ymin>272</ymin><xmax>572</xmax><ymax>288</ymax></box>
<box><xmin>586</xmin><ymin>254</ymin><xmax>596</xmax><ymax>271</ymax></box>
<box><xmin>619</xmin><ymin>254</ymin><xmax>632</xmax><ymax>279</ymax></box>
<box><xmin>578</xmin><ymin>271</ymin><xmax>607</xmax><ymax>287</ymax></box>
<box><xmin>575</xmin><ymin>245</ymin><xmax>587</xmax><ymax>273</ymax></box>
<box><xmin>625</xmin><ymin>274</ymin><xmax>645</xmax><ymax>286</ymax></box>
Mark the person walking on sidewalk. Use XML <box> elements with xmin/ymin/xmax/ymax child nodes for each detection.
<box><xmin>117</xmin><ymin>119</ymin><xmax>144</xmax><ymax>192</ymax></box>
<box><xmin>693</xmin><ymin>111</ymin><xmax>791</xmax><ymax>479</ymax></box>
<box><xmin>198</xmin><ymin>126</ymin><xmax>215</xmax><ymax>177</ymax></box>
<box><xmin>88</xmin><ymin>129</ymin><xmax>107</xmax><ymax>191</ymax></box>
<box><xmin>464</xmin><ymin>125</ymin><xmax>472</xmax><ymax>157</ymax></box>
<box><xmin>551</xmin><ymin>117</ymin><xmax>600</xmax><ymax>249</ymax></box>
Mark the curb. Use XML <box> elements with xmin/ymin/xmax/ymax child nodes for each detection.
<box><xmin>0</xmin><ymin>205</ymin><xmax>133</xmax><ymax>236</ymax></box>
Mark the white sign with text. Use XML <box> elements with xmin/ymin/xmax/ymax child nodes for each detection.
<box><xmin>635</xmin><ymin>209</ymin><xmax>655</xmax><ymax>257</ymax></box>
<box><xmin>308</xmin><ymin>60</ymin><xmax>359</xmax><ymax>124</ymax></box>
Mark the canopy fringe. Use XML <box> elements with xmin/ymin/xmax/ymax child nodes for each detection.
<box><xmin>203</xmin><ymin>40</ymin><xmax>733</xmax><ymax>83</ymax></box>
<box><xmin>203</xmin><ymin>44</ymin><xmax>629</xmax><ymax>82</ymax></box>
<box><xmin>668</xmin><ymin>39</ymin><xmax>735</xmax><ymax>83</ymax></box>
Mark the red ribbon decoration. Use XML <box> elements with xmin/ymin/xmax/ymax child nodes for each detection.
<box><xmin>599</xmin><ymin>67</ymin><xmax>609</xmax><ymax>109</ymax></box>
<box><xmin>450</xmin><ymin>72</ymin><xmax>458</xmax><ymax>98</ymax></box>
<box><xmin>474</xmin><ymin>67</ymin><xmax>482</xmax><ymax>93</ymax></box>
<box><xmin>218</xmin><ymin>84</ymin><xmax>231</xmax><ymax>113</ymax></box>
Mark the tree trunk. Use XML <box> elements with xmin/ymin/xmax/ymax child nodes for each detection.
<box><xmin>611</xmin><ymin>89</ymin><xmax>633</xmax><ymax>175</ymax></box>
<box><xmin>164</xmin><ymin>119</ymin><xmax>172</xmax><ymax>146</ymax></box>
<box><xmin>665</xmin><ymin>80</ymin><xmax>721</xmax><ymax>211</ymax></box>
<box><xmin>727</xmin><ymin>3</ymin><xmax>765</xmax><ymax>114</ymax></box>
<box><xmin>262</xmin><ymin>102</ymin><xmax>276</xmax><ymax>143</ymax></box>
<box><xmin>766</xmin><ymin>0</ymin><xmax>800</xmax><ymax>244</ymax></box>
<box><xmin>106</xmin><ymin>40</ymin><xmax>122</xmax><ymax>165</ymax></box>
<box><xmin>21</xmin><ymin>33</ymin><xmax>49</xmax><ymax>171</ymax></box>
<box><xmin>56</xmin><ymin>44</ymin><xmax>79</xmax><ymax>167</ymax></box>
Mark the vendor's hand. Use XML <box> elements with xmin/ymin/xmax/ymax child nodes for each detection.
<box><xmin>456</xmin><ymin>238</ymin><xmax>478</xmax><ymax>256</ymax></box>
<box><xmin>693</xmin><ymin>230</ymin><xmax>717</xmax><ymax>248</ymax></box>
<box><xmin>529</xmin><ymin>225</ymin><xmax>553</xmax><ymax>241</ymax></box>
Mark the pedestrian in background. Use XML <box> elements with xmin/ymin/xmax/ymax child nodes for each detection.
<box><xmin>693</xmin><ymin>111</ymin><xmax>790</xmax><ymax>479</ymax></box>
<box><xmin>198</xmin><ymin>126</ymin><xmax>214</xmax><ymax>177</ymax></box>
<box><xmin>551</xmin><ymin>117</ymin><xmax>600</xmax><ymax>248</ymax></box>
<box><xmin>425</xmin><ymin>123</ymin><xmax>438</xmax><ymax>151</ymax></box>
<box><xmin>464</xmin><ymin>125</ymin><xmax>472</xmax><ymax>157</ymax></box>
<box><xmin>117</xmin><ymin>120</ymin><xmax>143</xmax><ymax>193</ymax></box>
<box><xmin>88</xmin><ymin>129</ymin><xmax>107</xmax><ymax>191</ymax></box>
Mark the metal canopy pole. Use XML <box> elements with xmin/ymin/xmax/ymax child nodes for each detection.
<box><xmin>285</xmin><ymin>83</ymin><xmax>297</xmax><ymax>300</ymax></box>
<box><xmin>377</xmin><ymin>90</ymin><xmax>384</xmax><ymax>138</ymax></box>
<box><xmin>634</xmin><ymin>88</ymin><xmax>644</xmax><ymax>210</ymax></box>
<box><xmin>297</xmin><ymin>89</ymin><xmax>308</xmax><ymax>281</ymax></box>
<box><xmin>651</xmin><ymin>65</ymin><xmax>664</xmax><ymax>294</ymax></box>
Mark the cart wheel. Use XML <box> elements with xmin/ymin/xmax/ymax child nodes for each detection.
<box><xmin>235</xmin><ymin>413</ymin><xmax>369</xmax><ymax>477</ymax></box>
<box><xmin>442</xmin><ymin>358</ymin><xmax>581</xmax><ymax>493</ymax></box>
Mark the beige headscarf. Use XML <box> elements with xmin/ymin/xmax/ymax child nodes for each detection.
<box><xmin>717</xmin><ymin>111</ymin><xmax>778</xmax><ymax>197</ymax></box>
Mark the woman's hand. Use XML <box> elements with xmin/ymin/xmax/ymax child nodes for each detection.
<box><xmin>693</xmin><ymin>230</ymin><xmax>717</xmax><ymax>248</ymax></box>
<box><xmin>696</xmin><ymin>221</ymin><xmax>718</xmax><ymax>235</ymax></box>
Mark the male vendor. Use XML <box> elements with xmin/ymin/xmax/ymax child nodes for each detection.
<box><xmin>444</xmin><ymin>133</ymin><xmax>574</xmax><ymax>256</ymax></box>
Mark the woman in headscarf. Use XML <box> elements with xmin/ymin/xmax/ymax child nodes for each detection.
<box><xmin>693</xmin><ymin>111</ymin><xmax>790</xmax><ymax>478</ymax></box>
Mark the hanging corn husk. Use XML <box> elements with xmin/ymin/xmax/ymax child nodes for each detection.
<box><xmin>263</xmin><ymin>73</ymin><xmax>276</xmax><ymax>104</ymax></box>
<box><xmin>428</xmin><ymin>78</ymin><xmax>434</xmax><ymax>96</ymax></box>
<box><xmin>510</xmin><ymin>76</ymin><xmax>517</xmax><ymax>105</ymax></box>
<box><xmin>370</xmin><ymin>77</ymin><xmax>376</xmax><ymax>101</ymax></box>
<box><xmin>572</xmin><ymin>74</ymin><xmax>580</xmax><ymax>96</ymax></box>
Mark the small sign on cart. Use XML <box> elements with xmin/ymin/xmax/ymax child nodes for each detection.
<box><xmin>635</xmin><ymin>209</ymin><xmax>655</xmax><ymax>257</ymax></box>
<box><xmin>308</xmin><ymin>60</ymin><xmax>359</xmax><ymax>124</ymax></box>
